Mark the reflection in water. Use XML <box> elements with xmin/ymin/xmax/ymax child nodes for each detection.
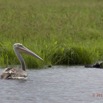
<box><xmin>0</xmin><ymin>66</ymin><xmax>103</xmax><ymax>103</ymax></box>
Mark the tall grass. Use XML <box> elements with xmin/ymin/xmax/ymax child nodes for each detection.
<box><xmin>0</xmin><ymin>0</ymin><xmax>103</xmax><ymax>68</ymax></box>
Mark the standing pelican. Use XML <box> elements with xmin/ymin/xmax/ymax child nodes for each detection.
<box><xmin>0</xmin><ymin>43</ymin><xmax>43</xmax><ymax>80</ymax></box>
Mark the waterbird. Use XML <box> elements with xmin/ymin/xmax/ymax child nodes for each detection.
<box><xmin>0</xmin><ymin>43</ymin><xmax>43</xmax><ymax>80</ymax></box>
<box><xmin>85</xmin><ymin>61</ymin><xmax>103</xmax><ymax>68</ymax></box>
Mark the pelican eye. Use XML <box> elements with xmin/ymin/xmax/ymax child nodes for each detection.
<box><xmin>18</xmin><ymin>45</ymin><xmax>23</xmax><ymax>47</ymax></box>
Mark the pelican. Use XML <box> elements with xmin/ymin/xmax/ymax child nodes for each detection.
<box><xmin>0</xmin><ymin>43</ymin><xmax>43</xmax><ymax>80</ymax></box>
<box><xmin>85</xmin><ymin>61</ymin><xmax>103</xmax><ymax>68</ymax></box>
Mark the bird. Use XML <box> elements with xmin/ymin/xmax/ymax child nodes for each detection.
<box><xmin>0</xmin><ymin>43</ymin><xmax>43</xmax><ymax>80</ymax></box>
<box><xmin>85</xmin><ymin>61</ymin><xmax>103</xmax><ymax>68</ymax></box>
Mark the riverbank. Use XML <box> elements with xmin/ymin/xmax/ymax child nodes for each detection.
<box><xmin>0</xmin><ymin>0</ymin><xmax>103</xmax><ymax>68</ymax></box>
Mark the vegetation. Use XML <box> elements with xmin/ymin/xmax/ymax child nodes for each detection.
<box><xmin>0</xmin><ymin>0</ymin><xmax>103</xmax><ymax>68</ymax></box>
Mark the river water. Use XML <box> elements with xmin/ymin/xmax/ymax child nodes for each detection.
<box><xmin>0</xmin><ymin>66</ymin><xmax>103</xmax><ymax>103</ymax></box>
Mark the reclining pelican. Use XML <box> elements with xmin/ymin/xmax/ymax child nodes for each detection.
<box><xmin>0</xmin><ymin>43</ymin><xmax>43</xmax><ymax>80</ymax></box>
<box><xmin>85</xmin><ymin>61</ymin><xmax>103</xmax><ymax>68</ymax></box>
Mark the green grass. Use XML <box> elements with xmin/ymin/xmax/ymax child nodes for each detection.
<box><xmin>0</xmin><ymin>0</ymin><xmax>103</xmax><ymax>68</ymax></box>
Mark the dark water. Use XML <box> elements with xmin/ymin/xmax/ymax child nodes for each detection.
<box><xmin>0</xmin><ymin>66</ymin><xmax>103</xmax><ymax>103</ymax></box>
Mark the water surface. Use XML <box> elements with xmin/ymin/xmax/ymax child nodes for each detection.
<box><xmin>0</xmin><ymin>66</ymin><xmax>103</xmax><ymax>103</ymax></box>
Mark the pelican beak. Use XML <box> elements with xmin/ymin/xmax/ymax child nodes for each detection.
<box><xmin>18</xmin><ymin>46</ymin><xmax>43</xmax><ymax>61</ymax></box>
